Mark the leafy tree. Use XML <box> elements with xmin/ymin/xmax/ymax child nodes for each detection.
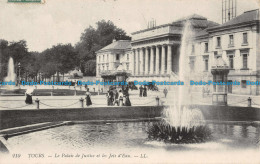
<box><xmin>76</xmin><ymin>20</ymin><xmax>131</xmax><ymax>75</ymax></box>
<box><xmin>39</xmin><ymin>44</ymin><xmax>78</xmax><ymax>81</ymax></box>
<box><xmin>0</xmin><ymin>39</ymin><xmax>30</xmax><ymax>81</ymax></box>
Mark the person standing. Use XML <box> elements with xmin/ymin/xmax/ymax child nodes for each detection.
<box><xmin>143</xmin><ymin>85</ymin><xmax>147</xmax><ymax>97</ymax></box>
<box><xmin>139</xmin><ymin>85</ymin><xmax>143</xmax><ymax>97</ymax></box>
<box><xmin>114</xmin><ymin>89</ymin><xmax>119</xmax><ymax>106</ymax></box>
<box><xmin>85</xmin><ymin>88</ymin><xmax>92</xmax><ymax>106</ymax></box>
<box><xmin>107</xmin><ymin>89</ymin><xmax>114</xmax><ymax>106</ymax></box>
<box><xmin>124</xmin><ymin>89</ymin><xmax>131</xmax><ymax>106</ymax></box>
<box><xmin>25</xmin><ymin>88</ymin><xmax>33</xmax><ymax>104</ymax></box>
<box><xmin>163</xmin><ymin>87</ymin><xmax>168</xmax><ymax>98</ymax></box>
<box><xmin>118</xmin><ymin>90</ymin><xmax>124</xmax><ymax>106</ymax></box>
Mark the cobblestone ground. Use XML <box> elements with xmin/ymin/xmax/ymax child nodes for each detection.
<box><xmin>0</xmin><ymin>87</ymin><xmax>260</xmax><ymax>110</ymax></box>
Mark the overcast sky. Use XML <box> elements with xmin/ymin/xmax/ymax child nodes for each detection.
<box><xmin>0</xmin><ymin>0</ymin><xmax>259</xmax><ymax>52</ymax></box>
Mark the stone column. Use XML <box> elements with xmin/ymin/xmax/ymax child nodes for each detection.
<box><xmin>140</xmin><ymin>48</ymin><xmax>144</xmax><ymax>75</ymax></box>
<box><xmin>132</xmin><ymin>50</ymin><xmax>135</xmax><ymax>75</ymax></box>
<box><xmin>136</xmin><ymin>49</ymin><xmax>140</xmax><ymax>75</ymax></box>
<box><xmin>150</xmin><ymin>47</ymin><xmax>154</xmax><ymax>74</ymax></box>
<box><xmin>145</xmin><ymin>47</ymin><xmax>149</xmax><ymax>75</ymax></box>
<box><xmin>155</xmin><ymin>45</ymin><xmax>160</xmax><ymax>74</ymax></box>
<box><xmin>167</xmin><ymin>45</ymin><xmax>172</xmax><ymax>74</ymax></box>
<box><xmin>161</xmin><ymin>45</ymin><xmax>166</xmax><ymax>74</ymax></box>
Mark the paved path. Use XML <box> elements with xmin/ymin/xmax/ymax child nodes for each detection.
<box><xmin>0</xmin><ymin>88</ymin><xmax>260</xmax><ymax>110</ymax></box>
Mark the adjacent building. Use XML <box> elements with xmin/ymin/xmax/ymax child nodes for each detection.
<box><xmin>96</xmin><ymin>40</ymin><xmax>132</xmax><ymax>82</ymax></box>
<box><xmin>191</xmin><ymin>9</ymin><xmax>260</xmax><ymax>95</ymax></box>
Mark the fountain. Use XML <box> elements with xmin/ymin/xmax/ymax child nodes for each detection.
<box><xmin>147</xmin><ymin>21</ymin><xmax>211</xmax><ymax>144</ymax></box>
<box><xmin>4</xmin><ymin>57</ymin><xmax>16</xmax><ymax>90</ymax></box>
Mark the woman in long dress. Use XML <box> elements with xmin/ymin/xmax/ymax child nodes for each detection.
<box><xmin>25</xmin><ymin>88</ymin><xmax>33</xmax><ymax>104</ymax></box>
<box><xmin>85</xmin><ymin>88</ymin><xmax>92</xmax><ymax>106</ymax></box>
<box><xmin>107</xmin><ymin>89</ymin><xmax>114</xmax><ymax>106</ymax></box>
<box><xmin>143</xmin><ymin>86</ymin><xmax>147</xmax><ymax>97</ymax></box>
<box><xmin>124</xmin><ymin>90</ymin><xmax>131</xmax><ymax>106</ymax></box>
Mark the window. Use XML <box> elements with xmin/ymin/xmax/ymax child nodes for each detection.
<box><xmin>217</xmin><ymin>37</ymin><xmax>221</xmax><ymax>47</ymax></box>
<box><xmin>106</xmin><ymin>65</ymin><xmax>109</xmax><ymax>70</ymax></box>
<box><xmin>192</xmin><ymin>44</ymin><xmax>195</xmax><ymax>53</ymax></box>
<box><xmin>99</xmin><ymin>56</ymin><xmax>101</xmax><ymax>63</ymax></box>
<box><xmin>229</xmin><ymin>55</ymin><xmax>234</xmax><ymax>69</ymax></box>
<box><xmin>126</xmin><ymin>63</ymin><xmax>129</xmax><ymax>70</ymax></box>
<box><xmin>241</xmin><ymin>80</ymin><xmax>247</xmax><ymax>88</ymax></box>
<box><xmin>229</xmin><ymin>35</ymin><xmax>234</xmax><ymax>46</ymax></box>
<box><xmin>103</xmin><ymin>55</ymin><xmax>104</xmax><ymax>62</ymax></box>
<box><xmin>242</xmin><ymin>54</ymin><xmax>248</xmax><ymax>69</ymax></box>
<box><xmin>116</xmin><ymin>54</ymin><xmax>120</xmax><ymax>60</ymax></box>
<box><xmin>127</xmin><ymin>54</ymin><xmax>129</xmax><ymax>61</ymax></box>
<box><xmin>205</xmin><ymin>59</ymin><xmax>208</xmax><ymax>71</ymax></box>
<box><xmin>205</xmin><ymin>43</ymin><xmax>208</xmax><ymax>52</ymax></box>
<box><xmin>243</xmin><ymin>33</ymin><xmax>248</xmax><ymax>44</ymax></box>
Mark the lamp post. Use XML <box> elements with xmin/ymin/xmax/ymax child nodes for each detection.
<box><xmin>18</xmin><ymin>62</ymin><xmax>21</xmax><ymax>88</ymax></box>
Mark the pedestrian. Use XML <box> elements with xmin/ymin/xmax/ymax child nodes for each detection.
<box><xmin>107</xmin><ymin>89</ymin><xmax>114</xmax><ymax>106</ymax></box>
<box><xmin>25</xmin><ymin>88</ymin><xmax>34</xmax><ymax>104</ymax></box>
<box><xmin>118</xmin><ymin>90</ymin><xmax>124</xmax><ymax>106</ymax></box>
<box><xmin>163</xmin><ymin>87</ymin><xmax>168</xmax><ymax>98</ymax></box>
<box><xmin>143</xmin><ymin>85</ymin><xmax>147</xmax><ymax>97</ymax></box>
<box><xmin>139</xmin><ymin>85</ymin><xmax>143</xmax><ymax>97</ymax></box>
<box><xmin>85</xmin><ymin>88</ymin><xmax>92</xmax><ymax>106</ymax></box>
<box><xmin>114</xmin><ymin>89</ymin><xmax>119</xmax><ymax>106</ymax></box>
<box><xmin>124</xmin><ymin>90</ymin><xmax>131</xmax><ymax>106</ymax></box>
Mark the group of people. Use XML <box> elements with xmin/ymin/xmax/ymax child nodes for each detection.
<box><xmin>139</xmin><ymin>85</ymin><xmax>148</xmax><ymax>97</ymax></box>
<box><xmin>107</xmin><ymin>87</ymin><xmax>131</xmax><ymax>106</ymax></box>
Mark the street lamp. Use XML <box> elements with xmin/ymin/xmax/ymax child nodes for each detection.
<box><xmin>18</xmin><ymin>62</ymin><xmax>21</xmax><ymax>88</ymax></box>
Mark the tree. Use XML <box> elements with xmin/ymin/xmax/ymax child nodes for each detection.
<box><xmin>39</xmin><ymin>44</ymin><xmax>78</xmax><ymax>81</ymax></box>
<box><xmin>76</xmin><ymin>20</ymin><xmax>131</xmax><ymax>75</ymax></box>
<box><xmin>0</xmin><ymin>39</ymin><xmax>31</xmax><ymax>81</ymax></box>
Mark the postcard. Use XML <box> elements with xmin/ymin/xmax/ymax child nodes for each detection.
<box><xmin>0</xmin><ymin>0</ymin><xmax>260</xmax><ymax>163</ymax></box>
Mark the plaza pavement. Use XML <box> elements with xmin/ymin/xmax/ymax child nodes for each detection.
<box><xmin>0</xmin><ymin>88</ymin><xmax>260</xmax><ymax>110</ymax></box>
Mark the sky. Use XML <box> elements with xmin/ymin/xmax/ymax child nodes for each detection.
<box><xmin>0</xmin><ymin>0</ymin><xmax>259</xmax><ymax>52</ymax></box>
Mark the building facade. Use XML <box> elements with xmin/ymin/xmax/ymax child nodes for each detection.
<box><xmin>96</xmin><ymin>40</ymin><xmax>132</xmax><ymax>81</ymax></box>
<box><xmin>96</xmin><ymin>9</ymin><xmax>260</xmax><ymax>95</ymax></box>
<box><xmin>190</xmin><ymin>9</ymin><xmax>260</xmax><ymax>95</ymax></box>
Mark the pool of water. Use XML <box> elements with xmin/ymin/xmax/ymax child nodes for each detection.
<box><xmin>4</xmin><ymin>121</ymin><xmax>260</xmax><ymax>163</ymax></box>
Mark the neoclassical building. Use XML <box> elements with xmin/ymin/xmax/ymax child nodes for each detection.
<box><xmin>96</xmin><ymin>14</ymin><xmax>218</xmax><ymax>81</ymax></box>
<box><xmin>96</xmin><ymin>9</ymin><xmax>260</xmax><ymax>95</ymax></box>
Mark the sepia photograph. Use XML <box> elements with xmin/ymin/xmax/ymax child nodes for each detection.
<box><xmin>0</xmin><ymin>0</ymin><xmax>260</xmax><ymax>163</ymax></box>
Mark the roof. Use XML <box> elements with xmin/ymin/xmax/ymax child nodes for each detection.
<box><xmin>96</xmin><ymin>40</ymin><xmax>131</xmax><ymax>53</ymax></box>
<box><xmin>173</xmin><ymin>14</ymin><xmax>219</xmax><ymax>28</ymax></box>
<box><xmin>195</xmin><ymin>29</ymin><xmax>208</xmax><ymax>38</ymax></box>
<box><xmin>132</xmin><ymin>14</ymin><xmax>219</xmax><ymax>35</ymax></box>
<box><xmin>208</xmin><ymin>9</ymin><xmax>259</xmax><ymax>30</ymax></box>
<box><xmin>174</xmin><ymin>14</ymin><xmax>208</xmax><ymax>22</ymax></box>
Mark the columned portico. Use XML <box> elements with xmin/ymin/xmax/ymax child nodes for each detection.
<box><xmin>132</xmin><ymin>44</ymin><xmax>177</xmax><ymax>77</ymax></box>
